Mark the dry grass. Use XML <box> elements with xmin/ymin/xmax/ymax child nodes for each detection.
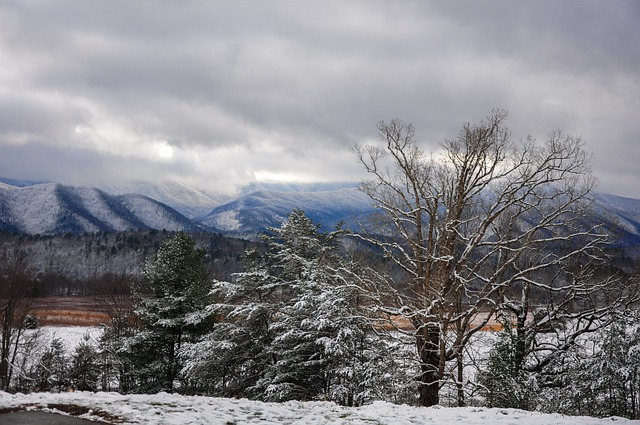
<box><xmin>387</xmin><ymin>314</ymin><xmax>505</xmax><ymax>332</ymax></box>
<box><xmin>480</xmin><ymin>323</ymin><xmax>504</xmax><ymax>332</ymax></box>
<box><xmin>34</xmin><ymin>309</ymin><xmax>110</xmax><ymax>326</ymax></box>
<box><xmin>30</xmin><ymin>296</ymin><xmax>112</xmax><ymax>326</ymax></box>
<box><xmin>28</xmin><ymin>296</ymin><xmax>508</xmax><ymax>330</ymax></box>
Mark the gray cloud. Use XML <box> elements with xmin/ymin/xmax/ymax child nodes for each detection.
<box><xmin>1</xmin><ymin>0</ymin><xmax>639</xmax><ymax>197</ymax></box>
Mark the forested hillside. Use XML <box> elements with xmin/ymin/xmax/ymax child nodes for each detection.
<box><xmin>0</xmin><ymin>230</ymin><xmax>252</xmax><ymax>284</ymax></box>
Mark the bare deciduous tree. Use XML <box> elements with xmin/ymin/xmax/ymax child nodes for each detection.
<box><xmin>353</xmin><ymin>109</ymin><xmax>625</xmax><ymax>407</ymax></box>
<box><xmin>0</xmin><ymin>249</ymin><xmax>35</xmax><ymax>390</ymax></box>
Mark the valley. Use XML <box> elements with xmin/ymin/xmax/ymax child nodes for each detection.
<box><xmin>2</xmin><ymin>176</ymin><xmax>640</xmax><ymax>329</ymax></box>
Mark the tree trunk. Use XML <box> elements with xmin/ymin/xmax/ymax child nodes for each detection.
<box><xmin>416</xmin><ymin>325</ymin><xmax>440</xmax><ymax>406</ymax></box>
<box><xmin>456</xmin><ymin>352</ymin><xmax>465</xmax><ymax>407</ymax></box>
<box><xmin>167</xmin><ymin>338</ymin><xmax>176</xmax><ymax>392</ymax></box>
<box><xmin>0</xmin><ymin>305</ymin><xmax>13</xmax><ymax>391</ymax></box>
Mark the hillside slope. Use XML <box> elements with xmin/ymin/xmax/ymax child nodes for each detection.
<box><xmin>198</xmin><ymin>186</ymin><xmax>375</xmax><ymax>234</ymax></box>
<box><xmin>98</xmin><ymin>180</ymin><xmax>228</xmax><ymax>219</ymax></box>
<box><xmin>0</xmin><ymin>183</ymin><xmax>198</xmax><ymax>235</ymax></box>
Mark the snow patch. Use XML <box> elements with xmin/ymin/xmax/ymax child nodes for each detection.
<box><xmin>211</xmin><ymin>210</ymin><xmax>241</xmax><ymax>231</ymax></box>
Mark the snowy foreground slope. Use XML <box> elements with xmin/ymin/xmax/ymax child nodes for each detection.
<box><xmin>1</xmin><ymin>391</ymin><xmax>636</xmax><ymax>425</ymax></box>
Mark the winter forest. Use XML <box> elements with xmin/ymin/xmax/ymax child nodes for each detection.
<box><xmin>3</xmin><ymin>111</ymin><xmax>640</xmax><ymax>420</ymax></box>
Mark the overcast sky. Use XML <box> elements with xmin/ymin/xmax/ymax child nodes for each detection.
<box><xmin>1</xmin><ymin>1</ymin><xmax>639</xmax><ymax>197</ymax></box>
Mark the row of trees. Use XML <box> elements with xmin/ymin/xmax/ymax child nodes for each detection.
<box><xmin>478</xmin><ymin>309</ymin><xmax>640</xmax><ymax>418</ymax></box>
<box><xmin>96</xmin><ymin>208</ymin><xmax>639</xmax><ymax>417</ymax></box>
<box><xmin>4</xmin><ymin>218</ymin><xmax>639</xmax><ymax>415</ymax></box>
<box><xmin>21</xmin><ymin>336</ymin><xmax>101</xmax><ymax>393</ymax></box>
<box><xmin>0</xmin><ymin>229</ymin><xmax>251</xmax><ymax>282</ymax></box>
<box><xmin>1</xmin><ymin>227</ymin><xmax>411</xmax><ymax>403</ymax></box>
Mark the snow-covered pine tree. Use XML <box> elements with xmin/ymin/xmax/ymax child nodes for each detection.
<box><xmin>181</xmin><ymin>248</ymin><xmax>279</xmax><ymax>397</ymax></box>
<box><xmin>69</xmin><ymin>334</ymin><xmax>100</xmax><ymax>391</ymax></box>
<box><xmin>184</xmin><ymin>210</ymin><xmax>394</xmax><ymax>405</ymax></box>
<box><xmin>254</xmin><ymin>209</ymin><xmax>339</xmax><ymax>401</ymax></box>
<box><xmin>477</xmin><ymin>320</ymin><xmax>539</xmax><ymax>409</ymax></box>
<box><xmin>124</xmin><ymin>233</ymin><xmax>213</xmax><ymax>393</ymax></box>
<box><xmin>254</xmin><ymin>210</ymin><xmax>395</xmax><ymax>405</ymax></box>
<box><xmin>591</xmin><ymin>314</ymin><xmax>640</xmax><ymax>418</ymax></box>
<box><xmin>98</xmin><ymin>313</ymin><xmax>138</xmax><ymax>392</ymax></box>
<box><xmin>542</xmin><ymin>312</ymin><xmax>640</xmax><ymax>419</ymax></box>
<box><xmin>33</xmin><ymin>337</ymin><xmax>69</xmax><ymax>392</ymax></box>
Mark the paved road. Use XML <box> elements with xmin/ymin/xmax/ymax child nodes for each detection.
<box><xmin>0</xmin><ymin>411</ymin><xmax>111</xmax><ymax>424</ymax></box>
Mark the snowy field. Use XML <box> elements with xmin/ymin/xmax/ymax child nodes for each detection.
<box><xmin>37</xmin><ymin>326</ymin><xmax>103</xmax><ymax>348</ymax></box>
<box><xmin>1</xmin><ymin>390</ymin><xmax>637</xmax><ymax>425</ymax></box>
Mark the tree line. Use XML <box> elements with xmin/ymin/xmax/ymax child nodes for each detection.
<box><xmin>0</xmin><ymin>229</ymin><xmax>252</xmax><ymax>282</ymax></box>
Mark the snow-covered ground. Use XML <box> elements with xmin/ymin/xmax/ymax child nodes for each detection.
<box><xmin>37</xmin><ymin>326</ymin><xmax>102</xmax><ymax>348</ymax></box>
<box><xmin>5</xmin><ymin>327</ymin><xmax>633</xmax><ymax>424</ymax></box>
<box><xmin>1</xmin><ymin>390</ymin><xmax>637</xmax><ymax>425</ymax></box>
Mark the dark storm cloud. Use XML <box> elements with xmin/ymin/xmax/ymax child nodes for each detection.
<box><xmin>1</xmin><ymin>0</ymin><xmax>639</xmax><ymax>196</ymax></box>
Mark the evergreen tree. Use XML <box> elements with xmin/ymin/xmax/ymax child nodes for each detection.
<box><xmin>182</xmin><ymin>248</ymin><xmax>278</xmax><ymax>397</ymax></box>
<box><xmin>125</xmin><ymin>233</ymin><xmax>213</xmax><ymax>393</ymax></box>
<box><xmin>541</xmin><ymin>312</ymin><xmax>640</xmax><ymax>419</ymax></box>
<box><xmin>98</xmin><ymin>315</ymin><xmax>138</xmax><ymax>393</ymax></box>
<box><xmin>587</xmin><ymin>316</ymin><xmax>636</xmax><ymax>417</ymax></box>
<box><xmin>185</xmin><ymin>210</ymin><xmax>394</xmax><ymax>405</ymax></box>
<box><xmin>69</xmin><ymin>334</ymin><xmax>100</xmax><ymax>391</ymax></box>
<box><xmin>33</xmin><ymin>337</ymin><xmax>69</xmax><ymax>392</ymax></box>
<box><xmin>477</xmin><ymin>322</ymin><xmax>539</xmax><ymax>409</ymax></box>
<box><xmin>256</xmin><ymin>210</ymin><xmax>341</xmax><ymax>401</ymax></box>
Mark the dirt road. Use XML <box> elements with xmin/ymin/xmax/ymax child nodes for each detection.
<box><xmin>0</xmin><ymin>411</ymin><xmax>111</xmax><ymax>424</ymax></box>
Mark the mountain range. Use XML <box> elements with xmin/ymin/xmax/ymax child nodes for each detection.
<box><xmin>0</xmin><ymin>181</ymin><xmax>198</xmax><ymax>235</ymax></box>
<box><xmin>0</xmin><ymin>178</ymin><xmax>376</xmax><ymax>236</ymax></box>
<box><xmin>2</xmin><ymin>177</ymin><xmax>640</xmax><ymax>251</ymax></box>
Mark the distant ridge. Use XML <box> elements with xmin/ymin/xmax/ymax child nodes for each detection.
<box><xmin>199</xmin><ymin>187</ymin><xmax>374</xmax><ymax>235</ymax></box>
<box><xmin>98</xmin><ymin>180</ymin><xmax>229</xmax><ymax>220</ymax></box>
<box><xmin>2</xmin><ymin>177</ymin><xmax>640</xmax><ymax>254</ymax></box>
<box><xmin>0</xmin><ymin>182</ymin><xmax>199</xmax><ymax>235</ymax></box>
<box><xmin>0</xmin><ymin>178</ymin><xmax>377</xmax><ymax>236</ymax></box>
<box><xmin>0</xmin><ymin>177</ymin><xmax>49</xmax><ymax>187</ymax></box>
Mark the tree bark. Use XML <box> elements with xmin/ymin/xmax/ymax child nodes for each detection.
<box><xmin>416</xmin><ymin>325</ymin><xmax>440</xmax><ymax>407</ymax></box>
<box><xmin>456</xmin><ymin>351</ymin><xmax>465</xmax><ymax>407</ymax></box>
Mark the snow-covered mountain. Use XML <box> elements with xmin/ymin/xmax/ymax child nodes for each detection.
<box><xmin>198</xmin><ymin>186</ymin><xmax>376</xmax><ymax>235</ymax></box>
<box><xmin>98</xmin><ymin>180</ymin><xmax>229</xmax><ymax>219</ymax></box>
<box><xmin>593</xmin><ymin>193</ymin><xmax>640</xmax><ymax>231</ymax></box>
<box><xmin>591</xmin><ymin>192</ymin><xmax>640</xmax><ymax>248</ymax></box>
<box><xmin>0</xmin><ymin>176</ymin><xmax>48</xmax><ymax>187</ymax></box>
<box><xmin>0</xmin><ymin>179</ymin><xmax>375</xmax><ymax>236</ymax></box>
<box><xmin>3</xmin><ymin>176</ymin><xmax>640</xmax><ymax>250</ymax></box>
<box><xmin>0</xmin><ymin>182</ymin><xmax>199</xmax><ymax>234</ymax></box>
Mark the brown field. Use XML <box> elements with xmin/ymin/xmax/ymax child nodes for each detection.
<box><xmin>29</xmin><ymin>296</ymin><xmax>507</xmax><ymax>330</ymax></box>
<box><xmin>31</xmin><ymin>297</ymin><xmax>111</xmax><ymax>326</ymax></box>
<box><xmin>386</xmin><ymin>312</ymin><xmax>505</xmax><ymax>332</ymax></box>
